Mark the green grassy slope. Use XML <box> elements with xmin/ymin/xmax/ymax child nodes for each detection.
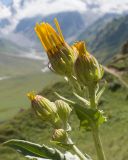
<box><xmin>0</xmin><ymin>38</ymin><xmax>28</xmax><ymax>55</ymax></box>
<box><xmin>0</xmin><ymin>72</ymin><xmax>61</xmax><ymax>122</ymax></box>
<box><xmin>105</xmin><ymin>49</ymin><xmax>128</xmax><ymax>88</ymax></box>
<box><xmin>0</xmin><ymin>49</ymin><xmax>63</xmax><ymax>122</ymax></box>
<box><xmin>0</xmin><ymin>53</ymin><xmax>45</xmax><ymax>77</ymax></box>
<box><xmin>0</xmin><ymin>80</ymin><xmax>128</xmax><ymax>160</ymax></box>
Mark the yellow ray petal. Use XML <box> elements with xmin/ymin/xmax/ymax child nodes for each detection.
<box><xmin>46</xmin><ymin>23</ymin><xmax>62</xmax><ymax>44</ymax></box>
<box><xmin>54</xmin><ymin>18</ymin><xmax>65</xmax><ymax>43</ymax></box>
<box><xmin>73</xmin><ymin>41</ymin><xmax>87</xmax><ymax>55</ymax></box>
<box><xmin>44</xmin><ymin>23</ymin><xmax>56</xmax><ymax>48</ymax></box>
<box><xmin>27</xmin><ymin>91</ymin><xmax>36</xmax><ymax>101</ymax></box>
<box><xmin>37</xmin><ymin>23</ymin><xmax>52</xmax><ymax>51</ymax></box>
<box><xmin>40</xmin><ymin>23</ymin><xmax>54</xmax><ymax>50</ymax></box>
<box><xmin>34</xmin><ymin>25</ymin><xmax>47</xmax><ymax>51</ymax></box>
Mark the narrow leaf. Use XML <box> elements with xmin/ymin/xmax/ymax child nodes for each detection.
<box><xmin>3</xmin><ymin>139</ymin><xmax>65</xmax><ymax>160</ymax></box>
<box><xmin>50</xmin><ymin>140</ymin><xmax>73</xmax><ymax>150</ymax></box>
<box><xmin>73</xmin><ymin>104</ymin><xmax>106</xmax><ymax>130</ymax></box>
<box><xmin>96</xmin><ymin>81</ymin><xmax>107</xmax><ymax>103</ymax></box>
<box><xmin>73</xmin><ymin>92</ymin><xmax>90</xmax><ymax>106</ymax></box>
<box><xmin>54</xmin><ymin>92</ymin><xmax>75</xmax><ymax>105</ymax></box>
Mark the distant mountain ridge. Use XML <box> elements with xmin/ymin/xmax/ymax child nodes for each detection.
<box><xmin>13</xmin><ymin>11</ymin><xmax>86</xmax><ymax>51</ymax></box>
<box><xmin>78</xmin><ymin>14</ymin><xmax>128</xmax><ymax>63</ymax></box>
<box><xmin>1</xmin><ymin>0</ymin><xmax>128</xmax><ymax>51</ymax></box>
<box><xmin>0</xmin><ymin>0</ymin><xmax>128</xmax><ymax>63</ymax></box>
<box><xmin>14</xmin><ymin>11</ymin><xmax>85</xmax><ymax>40</ymax></box>
<box><xmin>77</xmin><ymin>13</ymin><xmax>119</xmax><ymax>42</ymax></box>
<box><xmin>0</xmin><ymin>38</ymin><xmax>28</xmax><ymax>55</ymax></box>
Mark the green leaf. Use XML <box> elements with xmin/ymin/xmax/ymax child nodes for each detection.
<box><xmin>96</xmin><ymin>81</ymin><xmax>107</xmax><ymax>103</ymax></box>
<box><xmin>73</xmin><ymin>92</ymin><xmax>90</xmax><ymax>106</ymax></box>
<box><xmin>94</xmin><ymin>110</ymin><xmax>107</xmax><ymax>126</ymax></box>
<box><xmin>54</xmin><ymin>92</ymin><xmax>75</xmax><ymax>105</ymax></box>
<box><xmin>73</xmin><ymin>104</ymin><xmax>107</xmax><ymax>130</ymax></box>
<box><xmin>3</xmin><ymin>139</ymin><xmax>66</xmax><ymax>160</ymax></box>
<box><xmin>50</xmin><ymin>140</ymin><xmax>73</xmax><ymax>150</ymax></box>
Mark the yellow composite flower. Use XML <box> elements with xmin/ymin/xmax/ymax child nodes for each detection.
<box><xmin>35</xmin><ymin>18</ymin><xmax>77</xmax><ymax>77</ymax></box>
<box><xmin>27</xmin><ymin>92</ymin><xmax>59</xmax><ymax>123</ymax></box>
<box><xmin>74</xmin><ymin>41</ymin><xmax>104</xmax><ymax>87</ymax></box>
<box><xmin>27</xmin><ymin>92</ymin><xmax>72</xmax><ymax>128</ymax></box>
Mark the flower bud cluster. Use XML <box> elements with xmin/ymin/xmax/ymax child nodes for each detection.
<box><xmin>35</xmin><ymin>19</ymin><xmax>104</xmax><ymax>87</ymax></box>
<box><xmin>27</xmin><ymin>92</ymin><xmax>72</xmax><ymax>129</ymax></box>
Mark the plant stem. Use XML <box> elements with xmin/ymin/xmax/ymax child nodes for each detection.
<box><xmin>67</xmin><ymin>137</ymin><xmax>88</xmax><ymax>160</ymax></box>
<box><xmin>88</xmin><ymin>85</ymin><xmax>97</xmax><ymax>108</ymax></box>
<box><xmin>92</xmin><ymin>126</ymin><xmax>106</xmax><ymax>160</ymax></box>
<box><xmin>89</xmin><ymin>86</ymin><xmax>106</xmax><ymax>160</ymax></box>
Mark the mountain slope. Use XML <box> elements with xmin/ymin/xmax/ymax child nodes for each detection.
<box><xmin>0</xmin><ymin>38</ymin><xmax>29</xmax><ymax>55</ymax></box>
<box><xmin>78</xmin><ymin>15</ymin><xmax>128</xmax><ymax>63</ymax></box>
<box><xmin>0</xmin><ymin>52</ymin><xmax>45</xmax><ymax>77</ymax></box>
<box><xmin>13</xmin><ymin>11</ymin><xmax>86</xmax><ymax>52</ymax></box>
<box><xmin>105</xmin><ymin>42</ymin><xmax>128</xmax><ymax>88</ymax></box>
<box><xmin>77</xmin><ymin>13</ymin><xmax>119</xmax><ymax>42</ymax></box>
<box><xmin>15</xmin><ymin>11</ymin><xmax>85</xmax><ymax>40</ymax></box>
<box><xmin>1</xmin><ymin>0</ymin><xmax>128</xmax><ymax>54</ymax></box>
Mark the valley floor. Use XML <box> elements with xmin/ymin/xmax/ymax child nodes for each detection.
<box><xmin>0</xmin><ymin>72</ymin><xmax>61</xmax><ymax>121</ymax></box>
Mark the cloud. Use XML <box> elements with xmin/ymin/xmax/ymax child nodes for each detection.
<box><xmin>0</xmin><ymin>2</ymin><xmax>11</xmax><ymax>19</ymax></box>
<box><xmin>0</xmin><ymin>0</ymin><xmax>87</xmax><ymax>34</ymax></box>
<box><xmin>13</xmin><ymin>0</ymin><xmax>86</xmax><ymax>19</ymax></box>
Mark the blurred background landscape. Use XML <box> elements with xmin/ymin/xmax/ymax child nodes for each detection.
<box><xmin>0</xmin><ymin>0</ymin><xmax>128</xmax><ymax>159</ymax></box>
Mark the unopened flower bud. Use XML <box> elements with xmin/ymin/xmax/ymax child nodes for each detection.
<box><xmin>55</xmin><ymin>100</ymin><xmax>72</xmax><ymax>124</ymax></box>
<box><xmin>52</xmin><ymin>129</ymin><xmax>67</xmax><ymax>143</ymax></box>
<box><xmin>35</xmin><ymin>18</ymin><xmax>77</xmax><ymax>77</ymax></box>
<box><xmin>74</xmin><ymin>41</ymin><xmax>104</xmax><ymax>87</ymax></box>
<box><xmin>27</xmin><ymin>92</ymin><xmax>59</xmax><ymax>126</ymax></box>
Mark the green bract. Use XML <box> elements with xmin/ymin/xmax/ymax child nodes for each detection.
<box><xmin>48</xmin><ymin>44</ymin><xmax>77</xmax><ymax>77</ymax></box>
<box><xmin>55</xmin><ymin>100</ymin><xmax>72</xmax><ymax>124</ymax></box>
<box><xmin>27</xmin><ymin>92</ymin><xmax>60</xmax><ymax>128</ymax></box>
<box><xmin>52</xmin><ymin>129</ymin><xmax>67</xmax><ymax>143</ymax></box>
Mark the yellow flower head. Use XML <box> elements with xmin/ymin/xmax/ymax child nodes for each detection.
<box><xmin>27</xmin><ymin>91</ymin><xmax>36</xmax><ymax>101</ymax></box>
<box><xmin>73</xmin><ymin>41</ymin><xmax>87</xmax><ymax>55</ymax></box>
<box><xmin>74</xmin><ymin>41</ymin><xmax>104</xmax><ymax>87</ymax></box>
<box><xmin>27</xmin><ymin>92</ymin><xmax>58</xmax><ymax>122</ymax></box>
<box><xmin>35</xmin><ymin>18</ymin><xmax>77</xmax><ymax>77</ymax></box>
<box><xmin>35</xmin><ymin>18</ymin><xmax>65</xmax><ymax>54</ymax></box>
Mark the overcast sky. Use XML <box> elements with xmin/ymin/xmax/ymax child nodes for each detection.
<box><xmin>1</xmin><ymin>0</ymin><xmax>128</xmax><ymax>6</ymax></box>
<box><xmin>1</xmin><ymin>0</ymin><xmax>128</xmax><ymax>20</ymax></box>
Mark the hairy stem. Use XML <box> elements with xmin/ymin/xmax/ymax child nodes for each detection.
<box><xmin>88</xmin><ymin>85</ymin><xmax>97</xmax><ymax>108</ymax></box>
<box><xmin>92</xmin><ymin>125</ymin><xmax>106</xmax><ymax>160</ymax></box>
<box><xmin>89</xmin><ymin>85</ymin><xmax>106</xmax><ymax>160</ymax></box>
<box><xmin>67</xmin><ymin>137</ymin><xmax>89</xmax><ymax>160</ymax></box>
